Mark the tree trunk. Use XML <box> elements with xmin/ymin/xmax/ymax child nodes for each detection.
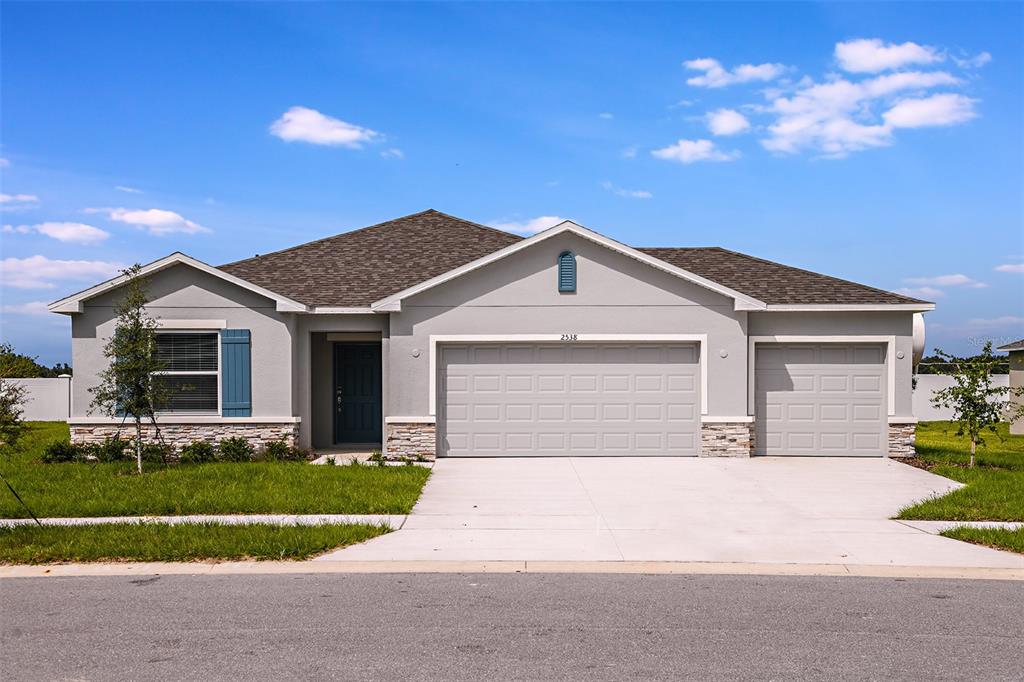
<box><xmin>970</xmin><ymin>437</ymin><xmax>976</xmax><ymax>468</ymax></box>
<box><xmin>135</xmin><ymin>413</ymin><xmax>143</xmax><ymax>473</ymax></box>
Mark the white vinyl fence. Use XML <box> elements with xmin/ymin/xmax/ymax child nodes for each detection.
<box><xmin>11</xmin><ymin>376</ymin><xmax>72</xmax><ymax>421</ymax></box>
<box><xmin>913</xmin><ymin>374</ymin><xmax>1010</xmax><ymax>421</ymax></box>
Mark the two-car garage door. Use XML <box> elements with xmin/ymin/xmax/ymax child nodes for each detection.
<box><xmin>754</xmin><ymin>343</ymin><xmax>887</xmax><ymax>456</ymax></box>
<box><xmin>438</xmin><ymin>343</ymin><xmax>701</xmax><ymax>457</ymax></box>
<box><xmin>436</xmin><ymin>341</ymin><xmax>888</xmax><ymax>457</ymax></box>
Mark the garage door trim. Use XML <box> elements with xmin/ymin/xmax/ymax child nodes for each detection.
<box><xmin>429</xmin><ymin>334</ymin><xmax>708</xmax><ymax>416</ymax></box>
<box><xmin>747</xmin><ymin>335</ymin><xmax>896</xmax><ymax>416</ymax></box>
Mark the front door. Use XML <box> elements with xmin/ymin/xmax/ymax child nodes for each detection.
<box><xmin>333</xmin><ymin>343</ymin><xmax>382</xmax><ymax>444</ymax></box>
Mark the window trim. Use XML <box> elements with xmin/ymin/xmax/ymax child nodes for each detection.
<box><xmin>152</xmin><ymin>329</ymin><xmax>222</xmax><ymax>416</ymax></box>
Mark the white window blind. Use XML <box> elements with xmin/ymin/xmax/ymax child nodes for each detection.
<box><xmin>153</xmin><ymin>332</ymin><xmax>219</xmax><ymax>413</ymax></box>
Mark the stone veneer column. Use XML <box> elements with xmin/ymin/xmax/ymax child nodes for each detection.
<box><xmin>887</xmin><ymin>423</ymin><xmax>917</xmax><ymax>458</ymax></box>
<box><xmin>699</xmin><ymin>421</ymin><xmax>753</xmax><ymax>457</ymax></box>
<box><xmin>385</xmin><ymin>421</ymin><xmax>437</xmax><ymax>460</ymax></box>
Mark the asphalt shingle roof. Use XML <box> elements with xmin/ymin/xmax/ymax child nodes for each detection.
<box><xmin>218</xmin><ymin>209</ymin><xmax>926</xmax><ymax>308</ymax></box>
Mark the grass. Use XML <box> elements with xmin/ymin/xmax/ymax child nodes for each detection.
<box><xmin>897</xmin><ymin>421</ymin><xmax>1024</xmax><ymax>522</ymax></box>
<box><xmin>940</xmin><ymin>526</ymin><xmax>1024</xmax><ymax>555</ymax></box>
<box><xmin>0</xmin><ymin>422</ymin><xmax>430</xmax><ymax>518</ymax></box>
<box><xmin>0</xmin><ymin>522</ymin><xmax>388</xmax><ymax>564</ymax></box>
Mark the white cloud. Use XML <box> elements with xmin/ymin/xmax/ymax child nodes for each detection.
<box><xmin>895</xmin><ymin>286</ymin><xmax>944</xmax><ymax>299</ymax></box>
<box><xmin>0</xmin><ymin>255</ymin><xmax>122</xmax><ymax>289</ymax></box>
<box><xmin>600</xmin><ymin>181</ymin><xmax>652</xmax><ymax>199</ymax></box>
<box><xmin>0</xmin><ymin>301</ymin><xmax>52</xmax><ymax>315</ymax></box>
<box><xmin>3</xmin><ymin>221</ymin><xmax>110</xmax><ymax>244</ymax></box>
<box><xmin>380</xmin><ymin>147</ymin><xmax>404</xmax><ymax>159</ymax></box>
<box><xmin>598</xmin><ymin>112</ymin><xmax>614</xmax><ymax>119</ymax></box>
<box><xmin>883</xmin><ymin>93</ymin><xmax>977</xmax><ymax>128</ymax></box>
<box><xmin>995</xmin><ymin>263</ymin><xmax>1024</xmax><ymax>273</ymax></box>
<box><xmin>115</xmin><ymin>185</ymin><xmax>143</xmax><ymax>194</ymax></box>
<box><xmin>621</xmin><ymin>146</ymin><xmax>639</xmax><ymax>159</ymax></box>
<box><xmin>684</xmin><ymin>58</ymin><xmax>787</xmax><ymax>88</ymax></box>
<box><xmin>761</xmin><ymin>70</ymin><xmax>969</xmax><ymax>157</ymax></box>
<box><xmin>490</xmin><ymin>216</ymin><xmax>567</xmax><ymax>236</ymax></box>
<box><xmin>269</xmin><ymin>106</ymin><xmax>381</xmax><ymax>148</ymax></box>
<box><xmin>835</xmin><ymin>38</ymin><xmax>942</xmax><ymax>73</ymax></box>
<box><xmin>0</xmin><ymin>191</ymin><xmax>38</xmax><ymax>204</ymax></box>
<box><xmin>706</xmin><ymin>108</ymin><xmax>750</xmax><ymax>136</ymax></box>
<box><xmin>651</xmin><ymin>139</ymin><xmax>739</xmax><ymax>164</ymax></box>
<box><xmin>0</xmin><ymin>158</ymin><xmax>9</xmax><ymax>168</ymax></box>
<box><xmin>105</xmin><ymin>208</ymin><xmax>210</xmax><ymax>235</ymax></box>
<box><xmin>904</xmin><ymin>273</ymin><xmax>988</xmax><ymax>288</ymax></box>
<box><xmin>964</xmin><ymin>316</ymin><xmax>1024</xmax><ymax>331</ymax></box>
<box><xmin>953</xmin><ymin>51</ymin><xmax>992</xmax><ymax>69</ymax></box>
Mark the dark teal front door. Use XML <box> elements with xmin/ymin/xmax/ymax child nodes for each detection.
<box><xmin>333</xmin><ymin>343</ymin><xmax>382</xmax><ymax>444</ymax></box>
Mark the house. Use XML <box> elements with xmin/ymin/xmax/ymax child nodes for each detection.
<box><xmin>997</xmin><ymin>339</ymin><xmax>1024</xmax><ymax>435</ymax></box>
<box><xmin>49</xmin><ymin>209</ymin><xmax>933</xmax><ymax>458</ymax></box>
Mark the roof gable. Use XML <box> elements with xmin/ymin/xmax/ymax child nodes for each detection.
<box><xmin>49</xmin><ymin>252</ymin><xmax>307</xmax><ymax>314</ymax></box>
<box><xmin>372</xmin><ymin>221</ymin><xmax>768</xmax><ymax>312</ymax></box>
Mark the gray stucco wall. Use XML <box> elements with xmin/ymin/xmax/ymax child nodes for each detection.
<box><xmin>70</xmin><ymin>264</ymin><xmax>295</xmax><ymax>419</ymax></box>
<box><xmin>385</xmin><ymin>232</ymin><xmax>750</xmax><ymax>418</ymax></box>
<box><xmin>747</xmin><ymin>311</ymin><xmax>916</xmax><ymax>417</ymax></box>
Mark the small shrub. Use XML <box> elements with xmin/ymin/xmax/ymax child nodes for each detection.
<box><xmin>90</xmin><ymin>436</ymin><xmax>131</xmax><ymax>463</ymax></box>
<box><xmin>218</xmin><ymin>436</ymin><xmax>255</xmax><ymax>462</ymax></box>
<box><xmin>367</xmin><ymin>450</ymin><xmax>387</xmax><ymax>467</ymax></box>
<box><xmin>41</xmin><ymin>440</ymin><xmax>83</xmax><ymax>463</ymax></box>
<box><xmin>260</xmin><ymin>440</ymin><xmax>311</xmax><ymax>462</ymax></box>
<box><xmin>179</xmin><ymin>440</ymin><xmax>216</xmax><ymax>465</ymax></box>
<box><xmin>140</xmin><ymin>441</ymin><xmax>172</xmax><ymax>464</ymax></box>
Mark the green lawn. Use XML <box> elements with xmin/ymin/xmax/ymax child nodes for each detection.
<box><xmin>0</xmin><ymin>422</ymin><xmax>430</xmax><ymax>518</ymax></box>
<box><xmin>940</xmin><ymin>526</ymin><xmax>1024</xmax><ymax>555</ymax></box>
<box><xmin>897</xmin><ymin>421</ymin><xmax>1024</xmax><ymax>523</ymax></box>
<box><xmin>0</xmin><ymin>522</ymin><xmax>388</xmax><ymax>564</ymax></box>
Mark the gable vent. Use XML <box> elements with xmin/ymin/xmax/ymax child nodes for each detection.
<box><xmin>558</xmin><ymin>251</ymin><xmax>576</xmax><ymax>293</ymax></box>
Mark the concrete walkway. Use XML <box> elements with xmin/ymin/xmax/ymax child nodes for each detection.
<box><xmin>0</xmin><ymin>514</ymin><xmax>403</xmax><ymax>528</ymax></box>
<box><xmin>319</xmin><ymin>457</ymin><xmax>1024</xmax><ymax>568</ymax></box>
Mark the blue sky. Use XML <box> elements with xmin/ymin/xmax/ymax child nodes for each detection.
<box><xmin>1</xmin><ymin>2</ymin><xmax>1021</xmax><ymax>364</ymax></box>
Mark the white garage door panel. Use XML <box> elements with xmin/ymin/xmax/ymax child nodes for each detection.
<box><xmin>755</xmin><ymin>343</ymin><xmax>886</xmax><ymax>457</ymax></box>
<box><xmin>439</xmin><ymin>343</ymin><xmax>700</xmax><ymax>457</ymax></box>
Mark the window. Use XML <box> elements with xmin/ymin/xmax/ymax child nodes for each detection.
<box><xmin>558</xmin><ymin>251</ymin><xmax>576</xmax><ymax>293</ymax></box>
<box><xmin>153</xmin><ymin>332</ymin><xmax>218</xmax><ymax>414</ymax></box>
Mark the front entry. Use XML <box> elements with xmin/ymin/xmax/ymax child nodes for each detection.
<box><xmin>333</xmin><ymin>343</ymin><xmax>383</xmax><ymax>445</ymax></box>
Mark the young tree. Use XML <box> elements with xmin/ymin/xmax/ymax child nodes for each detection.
<box><xmin>930</xmin><ymin>342</ymin><xmax>1011</xmax><ymax>467</ymax></box>
<box><xmin>89</xmin><ymin>264</ymin><xmax>166</xmax><ymax>474</ymax></box>
<box><xmin>0</xmin><ymin>356</ymin><xmax>28</xmax><ymax>457</ymax></box>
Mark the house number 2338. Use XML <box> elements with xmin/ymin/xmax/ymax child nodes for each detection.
<box><xmin>560</xmin><ymin>334</ymin><xmax>578</xmax><ymax>342</ymax></box>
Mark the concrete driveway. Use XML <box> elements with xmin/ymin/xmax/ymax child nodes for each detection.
<box><xmin>322</xmin><ymin>457</ymin><xmax>1024</xmax><ymax>568</ymax></box>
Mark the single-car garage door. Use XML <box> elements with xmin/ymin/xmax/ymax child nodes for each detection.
<box><xmin>439</xmin><ymin>343</ymin><xmax>700</xmax><ymax>457</ymax></box>
<box><xmin>754</xmin><ymin>343</ymin><xmax>887</xmax><ymax>456</ymax></box>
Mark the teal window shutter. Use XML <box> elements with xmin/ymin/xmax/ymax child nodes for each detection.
<box><xmin>220</xmin><ymin>329</ymin><xmax>252</xmax><ymax>417</ymax></box>
<box><xmin>558</xmin><ymin>251</ymin><xmax>576</xmax><ymax>293</ymax></box>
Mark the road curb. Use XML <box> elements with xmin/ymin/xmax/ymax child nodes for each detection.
<box><xmin>2</xmin><ymin>560</ymin><xmax>1022</xmax><ymax>580</ymax></box>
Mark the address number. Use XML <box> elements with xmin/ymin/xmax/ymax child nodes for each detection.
<box><xmin>560</xmin><ymin>334</ymin><xmax>578</xmax><ymax>342</ymax></box>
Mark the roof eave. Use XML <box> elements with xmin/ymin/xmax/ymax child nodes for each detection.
<box><xmin>761</xmin><ymin>303</ymin><xmax>936</xmax><ymax>312</ymax></box>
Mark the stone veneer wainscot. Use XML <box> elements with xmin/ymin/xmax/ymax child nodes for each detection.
<box><xmin>887</xmin><ymin>423</ymin><xmax>917</xmax><ymax>458</ymax></box>
<box><xmin>385</xmin><ymin>421</ymin><xmax>437</xmax><ymax>460</ymax></box>
<box><xmin>69</xmin><ymin>420</ymin><xmax>299</xmax><ymax>450</ymax></box>
<box><xmin>700</xmin><ymin>421</ymin><xmax>753</xmax><ymax>457</ymax></box>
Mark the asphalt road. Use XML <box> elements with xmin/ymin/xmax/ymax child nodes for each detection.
<box><xmin>2</xmin><ymin>573</ymin><xmax>1022</xmax><ymax>681</ymax></box>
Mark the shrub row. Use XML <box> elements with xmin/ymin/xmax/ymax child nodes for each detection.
<box><xmin>42</xmin><ymin>436</ymin><xmax>310</xmax><ymax>465</ymax></box>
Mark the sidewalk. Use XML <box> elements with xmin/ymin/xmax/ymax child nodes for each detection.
<box><xmin>0</xmin><ymin>514</ymin><xmax>405</xmax><ymax>528</ymax></box>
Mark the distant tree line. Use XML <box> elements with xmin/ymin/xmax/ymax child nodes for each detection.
<box><xmin>916</xmin><ymin>353</ymin><xmax>1009</xmax><ymax>375</ymax></box>
<box><xmin>0</xmin><ymin>343</ymin><xmax>72</xmax><ymax>378</ymax></box>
